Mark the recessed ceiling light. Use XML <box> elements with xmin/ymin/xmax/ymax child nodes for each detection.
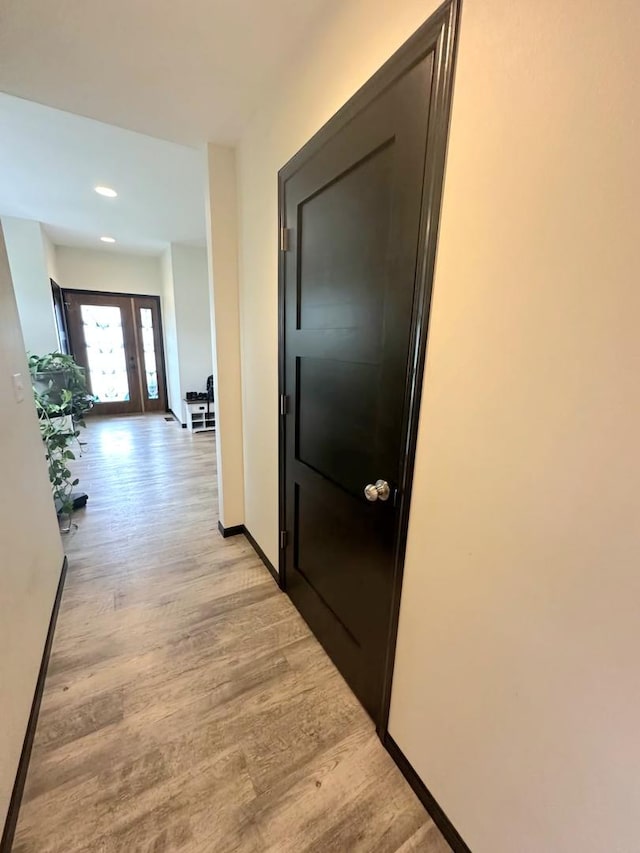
<box><xmin>95</xmin><ymin>185</ymin><xmax>117</xmax><ymax>198</ymax></box>
<box><xmin>100</xmin><ymin>236</ymin><xmax>116</xmax><ymax>243</ymax></box>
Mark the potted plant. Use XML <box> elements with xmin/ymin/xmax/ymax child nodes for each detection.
<box><xmin>29</xmin><ymin>352</ymin><xmax>94</xmax><ymax>520</ymax></box>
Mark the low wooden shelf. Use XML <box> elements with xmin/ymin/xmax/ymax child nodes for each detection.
<box><xmin>183</xmin><ymin>399</ymin><xmax>215</xmax><ymax>433</ymax></box>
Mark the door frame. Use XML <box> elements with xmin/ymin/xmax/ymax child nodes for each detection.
<box><xmin>277</xmin><ymin>0</ymin><xmax>461</xmax><ymax>734</ymax></box>
<box><xmin>50</xmin><ymin>280</ymin><xmax>71</xmax><ymax>355</ymax></box>
<box><xmin>63</xmin><ymin>288</ymin><xmax>170</xmax><ymax>416</ymax></box>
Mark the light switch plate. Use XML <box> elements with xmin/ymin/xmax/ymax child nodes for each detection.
<box><xmin>12</xmin><ymin>373</ymin><xmax>25</xmax><ymax>403</ymax></box>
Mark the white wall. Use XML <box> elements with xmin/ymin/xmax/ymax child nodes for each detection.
<box><xmin>55</xmin><ymin>246</ymin><xmax>175</xmax><ymax>417</ymax></box>
<box><xmin>42</xmin><ymin>230</ymin><xmax>59</xmax><ymax>283</ymax></box>
<box><xmin>1</xmin><ymin>216</ymin><xmax>59</xmax><ymax>354</ymax></box>
<box><xmin>236</xmin><ymin>1</ymin><xmax>640</xmax><ymax>850</ymax></box>
<box><xmin>160</xmin><ymin>247</ymin><xmax>182</xmax><ymax>416</ymax></box>
<box><xmin>171</xmin><ymin>244</ymin><xmax>213</xmax><ymax>398</ymax></box>
<box><xmin>56</xmin><ymin>245</ymin><xmax>179</xmax><ymax>413</ymax></box>
<box><xmin>55</xmin><ymin>245</ymin><xmax>162</xmax><ymax>295</ymax></box>
<box><xmin>56</xmin><ymin>244</ymin><xmax>212</xmax><ymax>419</ymax></box>
<box><xmin>0</xmin><ymin>223</ymin><xmax>65</xmax><ymax>828</ymax></box>
<box><xmin>205</xmin><ymin>145</ymin><xmax>245</xmax><ymax>528</ymax></box>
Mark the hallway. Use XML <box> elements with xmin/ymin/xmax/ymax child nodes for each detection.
<box><xmin>13</xmin><ymin>415</ymin><xmax>449</xmax><ymax>852</ymax></box>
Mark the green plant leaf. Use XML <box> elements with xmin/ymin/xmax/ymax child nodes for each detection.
<box><xmin>29</xmin><ymin>350</ymin><xmax>91</xmax><ymax>513</ymax></box>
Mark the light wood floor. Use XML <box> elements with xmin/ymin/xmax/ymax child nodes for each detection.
<box><xmin>13</xmin><ymin>414</ymin><xmax>450</xmax><ymax>853</ymax></box>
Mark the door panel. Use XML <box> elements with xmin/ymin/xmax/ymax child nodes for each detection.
<box><xmin>65</xmin><ymin>291</ymin><xmax>167</xmax><ymax>415</ymax></box>
<box><xmin>66</xmin><ymin>292</ymin><xmax>141</xmax><ymax>414</ymax></box>
<box><xmin>282</xmin><ymin>52</ymin><xmax>436</xmax><ymax>720</ymax></box>
<box><xmin>80</xmin><ymin>303</ymin><xmax>131</xmax><ymax>403</ymax></box>
<box><xmin>297</xmin><ymin>142</ymin><xmax>392</xmax><ymax>334</ymax></box>
<box><xmin>134</xmin><ymin>298</ymin><xmax>167</xmax><ymax>412</ymax></box>
<box><xmin>51</xmin><ymin>281</ymin><xmax>70</xmax><ymax>355</ymax></box>
<box><xmin>297</xmin><ymin>356</ymin><xmax>379</xmax><ymax>496</ymax></box>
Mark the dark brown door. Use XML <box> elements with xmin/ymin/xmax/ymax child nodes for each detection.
<box><xmin>280</xmin><ymin>4</ymin><xmax>458</xmax><ymax>723</ymax></box>
<box><xmin>65</xmin><ymin>291</ymin><xmax>167</xmax><ymax>415</ymax></box>
<box><xmin>51</xmin><ymin>280</ymin><xmax>71</xmax><ymax>355</ymax></box>
<box><xmin>132</xmin><ymin>296</ymin><xmax>168</xmax><ymax>413</ymax></box>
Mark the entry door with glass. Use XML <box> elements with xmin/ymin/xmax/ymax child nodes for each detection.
<box><xmin>65</xmin><ymin>291</ymin><xmax>167</xmax><ymax>415</ymax></box>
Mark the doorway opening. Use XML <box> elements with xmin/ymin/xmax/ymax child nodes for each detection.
<box><xmin>64</xmin><ymin>289</ymin><xmax>168</xmax><ymax>415</ymax></box>
<box><xmin>278</xmin><ymin>0</ymin><xmax>459</xmax><ymax>730</ymax></box>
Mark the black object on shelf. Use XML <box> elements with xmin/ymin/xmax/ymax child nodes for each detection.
<box><xmin>55</xmin><ymin>491</ymin><xmax>88</xmax><ymax>516</ymax></box>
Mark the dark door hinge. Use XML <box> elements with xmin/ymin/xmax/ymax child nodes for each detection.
<box><xmin>280</xmin><ymin>530</ymin><xmax>288</xmax><ymax>549</ymax></box>
<box><xmin>280</xmin><ymin>394</ymin><xmax>289</xmax><ymax>416</ymax></box>
<box><xmin>280</xmin><ymin>226</ymin><xmax>290</xmax><ymax>252</ymax></box>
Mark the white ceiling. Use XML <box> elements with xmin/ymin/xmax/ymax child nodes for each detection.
<box><xmin>0</xmin><ymin>0</ymin><xmax>338</xmax><ymax>254</ymax></box>
<box><xmin>0</xmin><ymin>0</ymin><xmax>337</xmax><ymax>147</ymax></box>
<box><xmin>0</xmin><ymin>93</ymin><xmax>206</xmax><ymax>254</ymax></box>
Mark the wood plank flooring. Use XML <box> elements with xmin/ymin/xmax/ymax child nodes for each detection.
<box><xmin>12</xmin><ymin>414</ymin><xmax>450</xmax><ymax>853</ymax></box>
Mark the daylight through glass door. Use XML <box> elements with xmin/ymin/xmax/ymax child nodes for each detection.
<box><xmin>64</xmin><ymin>291</ymin><xmax>167</xmax><ymax>415</ymax></box>
<box><xmin>80</xmin><ymin>304</ymin><xmax>130</xmax><ymax>403</ymax></box>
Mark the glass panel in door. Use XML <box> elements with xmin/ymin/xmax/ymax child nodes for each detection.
<box><xmin>80</xmin><ymin>304</ymin><xmax>130</xmax><ymax>403</ymax></box>
<box><xmin>65</xmin><ymin>292</ymin><xmax>142</xmax><ymax>414</ymax></box>
<box><xmin>139</xmin><ymin>307</ymin><xmax>159</xmax><ymax>400</ymax></box>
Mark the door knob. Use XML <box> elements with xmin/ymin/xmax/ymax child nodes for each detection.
<box><xmin>364</xmin><ymin>479</ymin><xmax>390</xmax><ymax>502</ymax></box>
